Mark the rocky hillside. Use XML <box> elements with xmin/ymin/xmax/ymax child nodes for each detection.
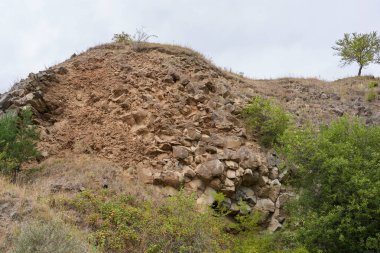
<box><xmin>0</xmin><ymin>42</ymin><xmax>379</xmax><ymax>234</ymax></box>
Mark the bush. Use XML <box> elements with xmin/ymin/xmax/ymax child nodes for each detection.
<box><xmin>280</xmin><ymin>117</ymin><xmax>380</xmax><ymax>252</ymax></box>
<box><xmin>112</xmin><ymin>32</ymin><xmax>132</xmax><ymax>44</ymax></box>
<box><xmin>61</xmin><ymin>190</ymin><xmax>231</xmax><ymax>253</ymax></box>
<box><xmin>112</xmin><ymin>28</ymin><xmax>157</xmax><ymax>51</ymax></box>
<box><xmin>242</xmin><ymin>96</ymin><xmax>290</xmax><ymax>147</ymax></box>
<box><xmin>0</xmin><ymin>108</ymin><xmax>39</xmax><ymax>179</ymax></box>
<box><xmin>367</xmin><ymin>88</ymin><xmax>378</xmax><ymax>102</ymax></box>
<box><xmin>233</xmin><ymin>232</ymin><xmax>309</xmax><ymax>253</ymax></box>
<box><xmin>11</xmin><ymin>220</ymin><xmax>92</xmax><ymax>253</ymax></box>
<box><xmin>368</xmin><ymin>80</ymin><xmax>378</xmax><ymax>88</ymax></box>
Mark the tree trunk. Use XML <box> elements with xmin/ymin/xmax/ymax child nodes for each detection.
<box><xmin>358</xmin><ymin>65</ymin><xmax>363</xmax><ymax>76</ymax></box>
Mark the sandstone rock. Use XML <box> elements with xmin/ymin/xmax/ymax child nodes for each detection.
<box><xmin>268</xmin><ymin>218</ymin><xmax>282</xmax><ymax>232</ymax></box>
<box><xmin>153</xmin><ymin>171</ymin><xmax>181</xmax><ymax>189</ymax></box>
<box><xmin>223</xmin><ymin>136</ymin><xmax>241</xmax><ymax>150</ymax></box>
<box><xmin>186</xmin><ymin>178</ymin><xmax>205</xmax><ymax>191</ymax></box>
<box><xmin>185</xmin><ymin>128</ymin><xmax>201</xmax><ymax>141</ymax></box>
<box><xmin>238</xmin><ymin>147</ymin><xmax>259</xmax><ymax>169</ymax></box>
<box><xmin>137</xmin><ymin>167</ymin><xmax>153</xmax><ymax>184</ymax></box>
<box><xmin>225</xmin><ymin>160</ymin><xmax>239</xmax><ymax>170</ymax></box>
<box><xmin>196</xmin><ymin>187</ymin><xmax>216</xmax><ymax>206</ymax></box>
<box><xmin>226</xmin><ymin>170</ymin><xmax>236</xmax><ymax>179</ymax></box>
<box><xmin>208</xmin><ymin>134</ymin><xmax>224</xmax><ymax>148</ymax></box>
<box><xmin>255</xmin><ymin>198</ymin><xmax>275</xmax><ymax>212</ymax></box>
<box><xmin>183</xmin><ymin>166</ymin><xmax>196</xmax><ymax>179</ymax></box>
<box><xmin>209</xmin><ymin>178</ymin><xmax>222</xmax><ymax>190</ymax></box>
<box><xmin>224</xmin><ymin>178</ymin><xmax>235</xmax><ymax>188</ymax></box>
<box><xmin>269</xmin><ymin>167</ymin><xmax>279</xmax><ymax>180</ymax></box>
<box><xmin>276</xmin><ymin>193</ymin><xmax>293</xmax><ymax>208</ymax></box>
<box><xmin>172</xmin><ymin>146</ymin><xmax>189</xmax><ymax>160</ymax></box>
<box><xmin>195</xmin><ymin>160</ymin><xmax>225</xmax><ymax>181</ymax></box>
<box><xmin>259</xmin><ymin>184</ymin><xmax>280</xmax><ymax>202</ymax></box>
<box><xmin>236</xmin><ymin>167</ymin><xmax>245</xmax><ymax>177</ymax></box>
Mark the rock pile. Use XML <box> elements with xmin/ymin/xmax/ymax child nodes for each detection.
<box><xmin>4</xmin><ymin>43</ymin><xmax>361</xmax><ymax>231</ymax></box>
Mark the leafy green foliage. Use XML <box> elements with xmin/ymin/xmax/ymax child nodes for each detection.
<box><xmin>233</xmin><ymin>232</ymin><xmax>309</xmax><ymax>253</ymax></box>
<box><xmin>0</xmin><ymin>108</ymin><xmax>39</xmax><ymax>177</ymax></box>
<box><xmin>112</xmin><ymin>32</ymin><xmax>132</xmax><ymax>43</ymax></box>
<box><xmin>280</xmin><ymin>117</ymin><xmax>380</xmax><ymax>252</ymax></box>
<box><xmin>11</xmin><ymin>220</ymin><xmax>92</xmax><ymax>253</ymax></box>
<box><xmin>242</xmin><ymin>96</ymin><xmax>290</xmax><ymax>147</ymax></box>
<box><xmin>368</xmin><ymin>80</ymin><xmax>379</xmax><ymax>88</ymax></box>
<box><xmin>61</xmin><ymin>190</ymin><xmax>231</xmax><ymax>253</ymax></box>
<box><xmin>332</xmin><ymin>32</ymin><xmax>380</xmax><ymax>76</ymax></box>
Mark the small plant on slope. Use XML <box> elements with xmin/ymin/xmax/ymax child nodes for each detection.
<box><xmin>0</xmin><ymin>108</ymin><xmax>39</xmax><ymax>180</ymax></box>
<box><xmin>242</xmin><ymin>96</ymin><xmax>290</xmax><ymax>148</ymax></box>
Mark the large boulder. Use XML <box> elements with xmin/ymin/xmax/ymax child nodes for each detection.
<box><xmin>195</xmin><ymin>159</ymin><xmax>225</xmax><ymax>181</ymax></box>
<box><xmin>153</xmin><ymin>171</ymin><xmax>181</xmax><ymax>189</ymax></box>
<box><xmin>255</xmin><ymin>198</ymin><xmax>275</xmax><ymax>212</ymax></box>
<box><xmin>237</xmin><ymin>147</ymin><xmax>260</xmax><ymax>169</ymax></box>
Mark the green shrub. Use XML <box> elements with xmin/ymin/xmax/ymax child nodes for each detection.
<box><xmin>233</xmin><ymin>231</ymin><xmax>309</xmax><ymax>253</ymax></box>
<box><xmin>0</xmin><ymin>108</ymin><xmax>39</xmax><ymax>179</ymax></box>
<box><xmin>62</xmin><ymin>190</ymin><xmax>231</xmax><ymax>253</ymax></box>
<box><xmin>280</xmin><ymin>117</ymin><xmax>380</xmax><ymax>253</ymax></box>
<box><xmin>368</xmin><ymin>80</ymin><xmax>379</xmax><ymax>88</ymax></box>
<box><xmin>366</xmin><ymin>88</ymin><xmax>378</xmax><ymax>102</ymax></box>
<box><xmin>242</xmin><ymin>96</ymin><xmax>290</xmax><ymax>147</ymax></box>
<box><xmin>112</xmin><ymin>32</ymin><xmax>132</xmax><ymax>43</ymax></box>
<box><xmin>11</xmin><ymin>220</ymin><xmax>92</xmax><ymax>253</ymax></box>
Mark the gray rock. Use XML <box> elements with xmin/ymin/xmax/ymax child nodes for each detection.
<box><xmin>236</xmin><ymin>186</ymin><xmax>257</xmax><ymax>205</ymax></box>
<box><xmin>153</xmin><ymin>171</ymin><xmax>181</xmax><ymax>189</ymax></box>
<box><xmin>223</xmin><ymin>136</ymin><xmax>241</xmax><ymax>150</ymax></box>
<box><xmin>195</xmin><ymin>159</ymin><xmax>225</xmax><ymax>181</ymax></box>
<box><xmin>0</xmin><ymin>93</ymin><xmax>12</xmax><ymax>110</ymax></box>
<box><xmin>242</xmin><ymin>169</ymin><xmax>259</xmax><ymax>186</ymax></box>
<box><xmin>238</xmin><ymin>147</ymin><xmax>259</xmax><ymax>169</ymax></box>
<box><xmin>226</xmin><ymin>170</ymin><xmax>236</xmax><ymax>179</ymax></box>
<box><xmin>255</xmin><ymin>198</ymin><xmax>275</xmax><ymax>212</ymax></box>
<box><xmin>173</xmin><ymin>146</ymin><xmax>189</xmax><ymax>160</ymax></box>
<box><xmin>268</xmin><ymin>218</ymin><xmax>282</xmax><ymax>232</ymax></box>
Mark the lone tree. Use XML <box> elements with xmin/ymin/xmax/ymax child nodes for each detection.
<box><xmin>332</xmin><ymin>32</ymin><xmax>380</xmax><ymax>76</ymax></box>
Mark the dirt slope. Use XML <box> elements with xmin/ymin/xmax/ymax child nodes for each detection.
<box><xmin>0</xmin><ymin>42</ymin><xmax>379</xmax><ymax>233</ymax></box>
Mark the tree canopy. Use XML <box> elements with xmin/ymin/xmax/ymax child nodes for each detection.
<box><xmin>332</xmin><ymin>32</ymin><xmax>380</xmax><ymax>76</ymax></box>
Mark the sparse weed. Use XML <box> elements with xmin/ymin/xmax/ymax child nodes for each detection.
<box><xmin>368</xmin><ymin>80</ymin><xmax>378</xmax><ymax>88</ymax></box>
<box><xmin>112</xmin><ymin>32</ymin><xmax>132</xmax><ymax>44</ymax></box>
<box><xmin>366</xmin><ymin>88</ymin><xmax>378</xmax><ymax>102</ymax></box>
<box><xmin>11</xmin><ymin>219</ymin><xmax>92</xmax><ymax>253</ymax></box>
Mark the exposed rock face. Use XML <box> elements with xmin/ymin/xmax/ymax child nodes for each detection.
<box><xmin>1</xmin><ymin>43</ymin><xmax>378</xmax><ymax>229</ymax></box>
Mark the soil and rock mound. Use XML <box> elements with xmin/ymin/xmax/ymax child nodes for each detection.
<box><xmin>0</xmin><ymin>42</ymin><xmax>379</xmax><ymax>232</ymax></box>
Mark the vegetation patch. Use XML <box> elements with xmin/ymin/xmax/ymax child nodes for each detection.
<box><xmin>57</xmin><ymin>190</ymin><xmax>231</xmax><ymax>253</ymax></box>
<box><xmin>0</xmin><ymin>108</ymin><xmax>39</xmax><ymax>179</ymax></box>
<box><xmin>11</xmin><ymin>219</ymin><xmax>93</xmax><ymax>253</ymax></box>
<box><xmin>368</xmin><ymin>80</ymin><xmax>379</xmax><ymax>88</ymax></box>
<box><xmin>366</xmin><ymin>88</ymin><xmax>378</xmax><ymax>102</ymax></box>
<box><xmin>280</xmin><ymin>117</ymin><xmax>380</xmax><ymax>253</ymax></box>
<box><xmin>242</xmin><ymin>96</ymin><xmax>290</xmax><ymax>148</ymax></box>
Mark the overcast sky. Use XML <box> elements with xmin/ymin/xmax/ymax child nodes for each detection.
<box><xmin>1</xmin><ymin>0</ymin><xmax>379</xmax><ymax>92</ymax></box>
